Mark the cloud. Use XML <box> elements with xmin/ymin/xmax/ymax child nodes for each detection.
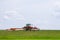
<box><xmin>4</xmin><ymin>15</ymin><xmax>10</xmax><ymax>19</ymax></box>
<box><xmin>4</xmin><ymin>11</ymin><xmax>26</xmax><ymax>20</ymax></box>
<box><xmin>0</xmin><ymin>20</ymin><xmax>4</xmax><ymax>22</ymax></box>
<box><xmin>52</xmin><ymin>1</ymin><xmax>60</xmax><ymax>19</ymax></box>
<box><xmin>0</xmin><ymin>24</ymin><xmax>2</xmax><ymax>27</ymax></box>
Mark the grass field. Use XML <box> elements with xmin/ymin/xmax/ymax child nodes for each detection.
<box><xmin>0</xmin><ymin>30</ymin><xmax>60</xmax><ymax>40</ymax></box>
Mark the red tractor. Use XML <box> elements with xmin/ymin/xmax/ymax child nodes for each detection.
<box><xmin>23</xmin><ymin>24</ymin><xmax>33</xmax><ymax>31</ymax></box>
<box><xmin>23</xmin><ymin>24</ymin><xmax>40</xmax><ymax>31</ymax></box>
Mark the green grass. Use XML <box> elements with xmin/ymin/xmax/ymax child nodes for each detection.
<box><xmin>0</xmin><ymin>30</ymin><xmax>60</xmax><ymax>40</ymax></box>
<box><xmin>0</xmin><ymin>39</ymin><xmax>60</xmax><ymax>40</ymax></box>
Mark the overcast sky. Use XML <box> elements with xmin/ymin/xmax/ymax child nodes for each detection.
<box><xmin>0</xmin><ymin>0</ymin><xmax>60</xmax><ymax>30</ymax></box>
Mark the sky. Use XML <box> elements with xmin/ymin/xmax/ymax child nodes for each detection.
<box><xmin>0</xmin><ymin>0</ymin><xmax>60</xmax><ymax>30</ymax></box>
